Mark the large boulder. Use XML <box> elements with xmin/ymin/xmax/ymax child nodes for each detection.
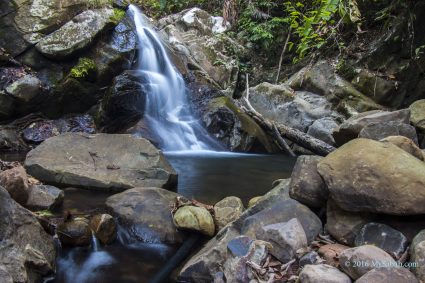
<box><xmin>173</xmin><ymin>206</ymin><xmax>215</xmax><ymax>236</ymax></box>
<box><xmin>57</xmin><ymin>217</ymin><xmax>91</xmax><ymax>246</ymax></box>
<box><xmin>287</xmin><ymin>60</ymin><xmax>384</xmax><ymax>114</ymax></box>
<box><xmin>380</xmin><ymin>136</ymin><xmax>423</xmax><ymax>160</ymax></box>
<box><xmin>36</xmin><ymin>8</ymin><xmax>116</xmax><ymax>58</ymax></box>
<box><xmin>203</xmin><ymin>96</ymin><xmax>275</xmax><ymax>152</ymax></box>
<box><xmin>106</xmin><ymin>187</ymin><xmax>187</xmax><ymax>244</ymax></box>
<box><xmin>318</xmin><ymin>138</ymin><xmax>425</xmax><ymax>215</ymax></box>
<box><xmin>289</xmin><ymin>155</ymin><xmax>328</xmax><ymax>208</ymax></box>
<box><xmin>89</xmin><ymin>214</ymin><xmax>117</xmax><ymax>245</ymax></box>
<box><xmin>307</xmin><ymin>117</ymin><xmax>339</xmax><ymax>145</ymax></box>
<box><xmin>358</xmin><ymin>121</ymin><xmax>418</xmax><ymax>144</ymax></box>
<box><xmin>332</xmin><ymin>109</ymin><xmax>411</xmax><ymax>145</ymax></box>
<box><xmin>213</xmin><ymin>196</ymin><xmax>244</xmax><ymax>232</ymax></box>
<box><xmin>25</xmin><ymin>133</ymin><xmax>177</xmax><ymax>191</ymax></box>
<box><xmin>410</xmin><ymin>99</ymin><xmax>425</xmax><ymax>133</ymax></box>
<box><xmin>0</xmin><ymin>165</ymin><xmax>30</xmax><ymax>206</ymax></box>
<box><xmin>0</xmin><ymin>186</ymin><xmax>56</xmax><ymax>283</ymax></box>
<box><xmin>97</xmin><ymin>71</ymin><xmax>147</xmax><ymax>133</ymax></box>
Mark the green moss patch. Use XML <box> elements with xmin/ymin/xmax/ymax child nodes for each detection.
<box><xmin>70</xmin><ymin>58</ymin><xmax>97</xmax><ymax>80</ymax></box>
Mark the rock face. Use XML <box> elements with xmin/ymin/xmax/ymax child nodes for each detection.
<box><xmin>213</xmin><ymin>196</ymin><xmax>244</xmax><ymax>232</ymax></box>
<box><xmin>381</xmin><ymin>136</ymin><xmax>424</xmax><ymax>160</ymax></box>
<box><xmin>26</xmin><ymin>184</ymin><xmax>64</xmax><ymax>211</ymax></box>
<box><xmin>299</xmin><ymin>264</ymin><xmax>351</xmax><ymax>283</ymax></box>
<box><xmin>258</xmin><ymin>218</ymin><xmax>308</xmax><ymax>263</ymax></box>
<box><xmin>203</xmin><ymin>96</ymin><xmax>275</xmax><ymax>152</ymax></box>
<box><xmin>318</xmin><ymin>138</ymin><xmax>425</xmax><ymax>215</ymax></box>
<box><xmin>356</xmin><ymin>267</ymin><xmax>419</xmax><ymax>283</ymax></box>
<box><xmin>106</xmin><ymin>187</ymin><xmax>187</xmax><ymax>244</ymax></box>
<box><xmin>354</xmin><ymin>223</ymin><xmax>408</xmax><ymax>259</ymax></box>
<box><xmin>25</xmin><ymin>133</ymin><xmax>177</xmax><ymax>191</ymax></box>
<box><xmin>289</xmin><ymin>155</ymin><xmax>328</xmax><ymax>208</ymax></box>
<box><xmin>36</xmin><ymin>9</ymin><xmax>115</xmax><ymax>58</ymax></box>
<box><xmin>89</xmin><ymin>214</ymin><xmax>117</xmax><ymax>245</ymax></box>
<box><xmin>97</xmin><ymin>71</ymin><xmax>147</xmax><ymax>132</ymax></box>
<box><xmin>57</xmin><ymin>217</ymin><xmax>91</xmax><ymax>246</ymax></box>
<box><xmin>173</xmin><ymin>206</ymin><xmax>215</xmax><ymax>237</ymax></box>
<box><xmin>0</xmin><ymin>186</ymin><xmax>56</xmax><ymax>283</ymax></box>
<box><xmin>332</xmin><ymin>109</ymin><xmax>411</xmax><ymax>145</ymax></box>
<box><xmin>0</xmin><ymin>165</ymin><xmax>30</xmax><ymax>205</ymax></box>
<box><xmin>339</xmin><ymin>245</ymin><xmax>396</xmax><ymax>279</ymax></box>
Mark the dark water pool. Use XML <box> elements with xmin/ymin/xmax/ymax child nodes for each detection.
<box><xmin>0</xmin><ymin>151</ymin><xmax>295</xmax><ymax>283</ymax></box>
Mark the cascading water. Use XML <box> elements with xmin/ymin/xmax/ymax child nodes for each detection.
<box><xmin>129</xmin><ymin>5</ymin><xmax>218</xmax><ymax>151</ymax></box>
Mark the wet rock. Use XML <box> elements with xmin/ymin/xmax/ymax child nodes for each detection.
<box><xmin>0</xmin><ymin>91</ymin><xmax>15</xmax><ymax>119</ymax></box>
<box><xmin>36</xmin><ymin>9</ymin><xmax>116</xmax><ymax>58</ymax></box>
<box><xmin>410</xmin><ymin>99</ymin><xmax>425</xmax><ymax>133</ymax></box>
<box><xmin>299</xmin><ymin>264</ymin><xmax>351</xmax><ymax>283</ymax></box>
<box><xmin>258</xmin><ymin>218</ymin><xmax>307</xmax><ymax>263</ymax></box>
<box><xmin>22</xmin><ymin>115</ymin><xmax>95</xmax><ymax>144</ymax></box>
<box><xmin>325</xmin><ymin>200</ymin><xmax>372</xmax><ymax>246</ymax></box>
<box><xmin>25</xmin><ymin>133</ymin><xmax>177</xmax><ymax>191</ymax></box>
<box><xmin>410</xmin><ymin>230</ymin><xmax>425</xmax><ymax>281</ymax></box>
<box><xmin>299</xmin><ymin>251</ymin><xmax>321</xmax><ymax>267</ymax></box>
<box><xmin>106</xmin><ymin>187</ymin><xmax>187</xmax><ymax>244</ymax></box>
<box><xmin>307</xmin><ymin>117</ymin><xmax>339</xmax><ymax>145</ymax></box>
<box><xmin>332</xmin><ymin>109</ymin><xmax>410</xmax><ymax>145</ymax></box>
<box><xmin>97</xmin><ymin>71</ymin><xmax>147</xmax><ymax>133</ymax></box>
<box><xmin>318</xmin><ymin>138</ymin><xmax>425</xmax><ymax>215</ymax></box>
<box><xmin>89</xmin><ymin>214</ymin><xmax>117</xmax><ymax>245</ymax></box>
<box><xmin>358</xmin><ymin>122</ymin><xmax>418</xmax><ymax>144</ymax></box>
<box><xmin>241</xmin><ymin>199</ymin><xmax>322</xmax><ymax>244</ymax></box>
<box><xmin>0</xmin><ymin>186</ymin><xmax>55</xmax><ymax>283</ymax></box>
<box><xmin>214</xmin><ymin>196</ymin><xmax>244</xmax><ymax>232</ymax></box>
<box><xmin>381</xmin><ymin>136</ymin><xmax>423</xmax><ymax>160</ymax></box>
<box><xmin>203</xmin><ymin>96</ymin><xmax>275</xmax><ymax>152</ymax></box>
<box><xmin>0</xmin><ymin>125</ymin><xmax>29</xmax><ymax>152</ymax></box>
<box><xmin>287</xmin><ymin>60</ymin><xmax>383</xmax><ymax>113</ymax></box>
<box><xmin>355</xmin><ymin>223</ymin><xmax>408</xmax><ymax>259</ymax></box>
<box><xmin>0</xmin><ymin>165</ymin><xmax>30</xmax><ymax>205</ymax></box>
<box><xmin>26</xmin><ymin>184</ymin><xmax>64</xmax><ymax>211</ymax></box>
<box><xmin>318</xmin><ymin>244</ymin><xmax>350</xmax><ymax>268</ymax></box>
<box><xmin>356</xmin><ymin>267</ymin><xmax>418</xmax><ymax>283</ymax></box>
<box><xmin>173</xmin><ymin>206</ymin><xmax>215</xmax><ymax>237</ymax></box>
<box><xmin>289</xmin><ymin>155</ymin><xmax>328</xmax><ymax>208</ymax></box>
<box><xmin>57</xmin><ymin>217</ymin><xmax>91</xmax><ymax>246</ymax></box>
<box><xmin>340</xmin><ymin>245</ymin><xmax>396</xmax><ymax>280</ymax></box>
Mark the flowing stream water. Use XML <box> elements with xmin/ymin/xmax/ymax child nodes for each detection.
<box><xmin>37</xmin><ymin>5</ymin><xmax>297</xmax><ymax>283</ymax></box>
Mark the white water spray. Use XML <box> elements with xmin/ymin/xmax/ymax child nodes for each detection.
<box><xmin>129</xmin><ymin>5</ymin><xmax>218</xmax><ymax>151</ymax></box>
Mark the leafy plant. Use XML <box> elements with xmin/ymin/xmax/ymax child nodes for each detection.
<box><xmin>70</xmin><ymin>58</ymin><xmax>97</xmax><ymax>80</ymax></box>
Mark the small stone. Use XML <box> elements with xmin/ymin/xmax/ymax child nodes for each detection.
<box><xmin>5</xmin><ymin>75</ymin><xmax>42</xmax><ymax>103</ymax></box>
<box><xmin>299</xmin><ymin>264</ymin><xmax>351</xmax><ymax>283</ymax></box>
<box><xmin>26</xmin><ymin>185</ymin><xmax>64</xmax><ymax>211</ymax></box>
<box><xmin>89</xmin><ymin>214</ymin><xmax>117</xmax><ymax>245</ymax></box>
<box><xmin>381</xmin><ymin>136</ymin><xmax>423</xmax><ymax>160</ymax></box>
<box><xmin>248</xmin><ymin>196</ymin><xmax>262</xmax><ymax>208</ymax></box>
<box><xmin>173</xmin><ymin>206</ymin><xmax>215</xmax><ymax>236</ymax></box>
<box><xmin>289</xmin><ymin>155</ymin><xmax>328</xmax><ymax>208</ymax></box>
<box><xmin>227</xmin><ymin>236</ymin><xmax>254</xmax><ymax>257</ymax></box>
<box><xmin>0</xmin><ymin>165</ymin><xmax>29</xmax><ymax>205</ymax></box>
<box><xmin>339</xmin><ymin>245</ymin><xmax>396</xmax><ymax>279</ymax></box>
<box><xmin>299</xmin><ymin>251</ymin><xmax>321</xmax><ymax>268</ymax></box>
<box><xmin>258</xmin><ymin>218</ymin><xmax>308</xmax><ymax>263</ymax></box>
<box><xmin>214</xmin><ymin>196</ymin><xmax>244</xmax><ymax>231</ymax></box>
<box><xmin>354</xmin><ymin>223</ymin><xmax>408</xmax><ymax>259</ymax></box>
<box><xmin>57</xmin><ymin>217</ymin><xmax>91</xmax><ymax>246</ymax></box>
<box><xmin>318</xmin><ymin>244</ymin><xmax>350</xmax><ymax>267</ymax></box>
<box><xmin>356</xmin><ymin>267</ymin><xmax>418</xmax><ymax>283</ymax></box>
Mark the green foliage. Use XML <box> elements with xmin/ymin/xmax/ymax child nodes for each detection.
<box><xmin>70</xmin><ymin>58</ymin><xmax>97</xmax><ymax>80</ymax></box>
<box><xmin>110</xmin><ymin>8</ymin><xmax>126</xmax><ymax>24</ymax></box>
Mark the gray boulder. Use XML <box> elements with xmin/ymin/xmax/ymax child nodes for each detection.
<box><xmin>0</xmin><ymin>186</ymin><xmax>55</xmax><ymax>283</ymax></box>
<box><xmin>307</xmin><ymin>117</ymin><xmax>339</xmax><ymax>145</ymax></box>
<box><xmin>381</xmin><ymin>136</ymin><xmax>423</xmax><ymax>160</ymax></box>
<box><xmin>5</xmin><ymin>74</ymin><xmax>43</xmax><ymax>104</ymax></box>
<box><xmin>299</xmin><ymin>264</ymin><xmax>351</xmax><ymax>283</ymax></box>
<box><xmin>355</xmin><ymin>267</ymin><xmax>418</xmax><ymax>283</ymax></box>
<box><xmin>106</xmin><ymin>187</ymin><xmax>187</xmax><ymax>244</ymax></box>
<box><xmin>358</xmin><ymin>121</ymin><xmax>418</xmax><ymax>144</ymax></box>
<box><xmin>57</xmin><ymin>217</ymin><xmax>91</xmax><ymax>246</ymax></box>
<box><xmin>214</xmin><ymin>196</ymin><xmax>244</xmax><ymax>232</ymax></box>
<box><xmin>25</xmin><ymin>133</ymin><xmax>177</xmax><ymax>191</ymax></box>
<box><xmin>36</xmin><ymin>9</ymin><xmax>115</xmax><ymax>58</ymax></box>
<box><xmin>289</xmin><ymin>155</ymin><xmax>328</xmax><ymax>208</ymax></box>
<box><xmin>26</xmin><ymin>184</ymin><xmax>64</xmax><ymax>211</ymax></box>
<box><xmin>318</xmin><ymin>138</ymin><xmax>425</xmax><ymax>215</ymax></box>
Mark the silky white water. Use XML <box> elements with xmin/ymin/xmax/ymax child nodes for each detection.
<box><xmin>129</xmin><ymin>5</ymin><xmax>217</xmax><ymax>151</ymax></box>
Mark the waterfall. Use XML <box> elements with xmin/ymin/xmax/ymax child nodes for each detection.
<box><xmin>91</xmin><ymin>232</ymin><xmax>100</xmax><ymax>252</ymax></box>
<box><xmin>129</xmin><ymin>5</ymin><xmax>218</xmax><ymax>151</ymax></box>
